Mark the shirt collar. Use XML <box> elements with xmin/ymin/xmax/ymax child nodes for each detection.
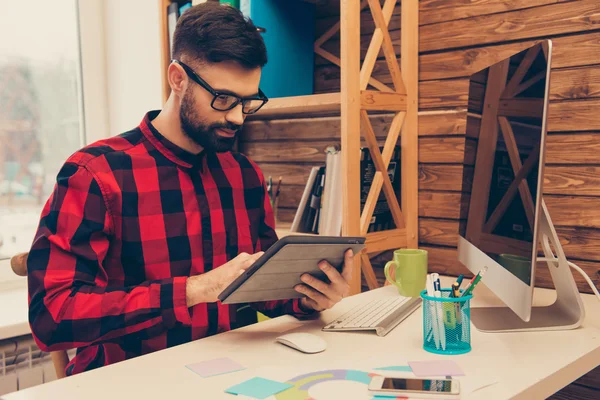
<box><xmin>139</xmin><ymin>110</ymin><xmax>204</xmax><ymax>169</ymax></box>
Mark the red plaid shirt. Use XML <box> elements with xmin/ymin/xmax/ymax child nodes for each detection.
<box><xmin>27</xmin><ymin>111</ymin><xmax>311</xmax><ymax>376</ymax></box>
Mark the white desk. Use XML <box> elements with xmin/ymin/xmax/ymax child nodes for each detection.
<box><xmin>3</xmin><ymin>276</ymin><xmax>599</xmax><ymax>400</ymax></box>
<box><xmin>0</xmin><ymin>261</ymin><xmax>29</xmax><ymax>341</ymax></box>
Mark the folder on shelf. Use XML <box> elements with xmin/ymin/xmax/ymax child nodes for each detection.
<box><xmin>290</xmin><ymin>166</ymin><xmax>319</xmax><ymax>233</ymax></box>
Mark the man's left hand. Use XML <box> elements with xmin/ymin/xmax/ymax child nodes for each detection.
<box><xmin>295</xmin><ymin>249</ymin><xmax>355</xmax><ymax>312</ymax></box>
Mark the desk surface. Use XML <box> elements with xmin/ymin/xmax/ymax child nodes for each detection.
<box><xmin>4</xmin><ymin>276</ymin><xmax>600</xmax><ymax>400</ymax></box>
<box><xmin>0</xmin><ymin>261</ymin><xmax>29</xmax><ymax>341</ymax></box>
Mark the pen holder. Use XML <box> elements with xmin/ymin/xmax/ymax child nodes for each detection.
<box><xmin>420</xmin><ymin>289</ymin><xmax>472</xmax><ymax>355</ymax></box>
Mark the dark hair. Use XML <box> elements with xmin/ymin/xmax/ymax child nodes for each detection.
<box><xmin>172</xmin><ymin>3</ymin><xmax>267</xmax><ymax>69</ymax></box>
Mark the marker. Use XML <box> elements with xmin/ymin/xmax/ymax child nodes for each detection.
<box><xmin>462</xmin><ymin>269</ymin><xmax>485</xmax><ymax>297</ymax></box>
<box><xmin>456</xmin><ymin>274</ymin><xmax>464</xmax><ymax>286</ymax></box>
<box><xmin>451</xmin><ymin>282</ymin><xmax>462</xmax><ymax>331</ymax></box>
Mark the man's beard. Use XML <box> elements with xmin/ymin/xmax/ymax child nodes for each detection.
<box><xmin>180</xmin><ymin>89</ymin><xmax>241</xmax><ymax>153</ymax></box>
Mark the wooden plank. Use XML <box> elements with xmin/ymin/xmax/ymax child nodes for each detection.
<box><xmin>359</xmin><ymin>0</ymin><xmax>394</xmax><ymax>90</ymax></box>
<box><xmin>316</xmin><ymin>72</ymin><xmax>599</xmax><ymax>114</ymax></box>
<box><xmin>419</xmin><ymin>218</ymin><xmax>464</xmax><ymax>248</ymax></box>
<box><xmin>243</xmin><ymin>137</ymin><xmax>473</xmax><ymax>164</ymax></box>
<box><xmin>420</xmin><ymin>32</ymin><xmax>600</xmax><ymax>81</ymax></box>
<box><xmin>555</xmin><ymin>226</ymin><xmax>600</xmax><ymax>262</ymax></box>
<box><xmin>315</xmin><ymin>76</ymin><xmax>473</xmax><ymax>110</ymax></box>
<box><xmin>340</xmin><ymin>0</ymin><xmax>363</xmax><ymax>295</ymax></box>
<box><xmin>550</xmin><ymin>66</ymin><xmax>600</xmax><ymax>101</ymax></box>
<box><xmin>419</xmin><ymin>0</ymin><xmax>569</xmax><ymax>26</ymax></box>
<box><xmin>242</xmin><ymin>110</ymin><xmax>467</xmax><ymax>141</ymax></box>
<box><xmin>317</xmin><ymin>27</ymin><xmax>600</xmax><ymax>79</ymax></box>
<box><xmin>535</xmin><ymin>258</ymin><xmax>600</xmax><ymax>295</ymax></box>
<box><xmin>257</xmin><ymin>163</ymin><xmax>321</xmax><ymax>187</ymax></box>
<box><xmin>368</xmin><ymin>0</ymin><xmax>405</xmax><ymax>93</ymax></box>
<box><xmin>401</xmin><ymin>0</ymin><xmax>419</xmax><ymax>248</ymax></box>
<box><xmin>546</xmin><ymin>133</ymin><xmax>600</xmax><ymax>162</ymax></box>
<box><xmin>419</xmin><ymin>191</ymin><xmax>469</xmax><ymax>220</ymax></box>
<box><xmin>548</xmin><ymin>99</ymin><xmax>600</xmax><ymax>132</ymax></box>
<box><xmin>419</xmin><ymin>0</ymin><xmax>600</xmax><ymax>53</ymax></box>
<box><xmin>250</xmin><ymin>93</ymin><xmax>341</xmax><ymax>120</ymax></box>
<box><xmin>544</xmin><ymin>166</ymin><xmax>600</xmax><ymax>196</ymax></box>
<box><xmin>315</xmin><ymin>47</ymin><xmax>392</xmax><ymax>92</ymax></box>
<box><xmin>361</xmin><ymin>252</ymin><xmax>381</xmax><ymax>290</ymax></box>
<box><xmin>365</xmin><ymin>228</ymin><xmax>407</xmax><ymax>254</ymax></box>
<box><xmin>360</xmin><ymin>110</ymin><xmax>405</xmax><ymax>233</ymax></box>
<box><xmin>419</xmin><ymin>164</ymin><xmax>473</xmax><ymax>192</ymax></box>
<box><xmin>159</xmin><ymin>0</ymin><xmax>172</xmax><ymax>103</ymax></box>
<box><xmin>360</xmin><ymin>90</ymin><xmax>406</xmax><ymax>111</ymax></box>
<box><xmin>420</xmin><ymin>246</ymin><xmax>471</xmax><ymax>277</ymax></box>
<box><xmin>419</xmin><ymin>137</ymin><xmax>475</xmax><ymax>165</ymax></box>
<box><xmin>316</xmin><ymin>0</ymin><xmax>566</xmax><ymax>30</ymax></box>
<box><xmin>419</xmin><ymin>110</ymin><xmax>466</xmax><ymax>136</ymax></box>
<box><xmin>545</xmin><ymin>195</ymin><xmax>600</xmax><ymax>229</ymax></box>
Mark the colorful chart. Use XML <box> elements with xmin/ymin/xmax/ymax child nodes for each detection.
<box><xmin>273</xmin><ymin>369</ymin><xmax>378</xmax><ymax>400</ymax></box>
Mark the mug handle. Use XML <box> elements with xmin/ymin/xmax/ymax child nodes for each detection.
<box><xmin>384</xmin><ymin>261</ymin><xmax>401</xmax><ymax>289</ymax></box>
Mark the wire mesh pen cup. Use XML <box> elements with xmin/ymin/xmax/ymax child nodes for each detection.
<box><xmin>420</xmin><ymin>289</ymin><xmax>472</xmax><ymax>355</ymax></box>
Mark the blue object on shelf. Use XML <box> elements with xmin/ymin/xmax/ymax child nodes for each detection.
<box><xmin>179</xmin><ymin>2</ymin><xmax>192</xmax><ymax>15</ymax></box>
<box><xmin>241</xmin><ymin>0</ymin><xmax>315</xmax><ymax>98</ymax></box>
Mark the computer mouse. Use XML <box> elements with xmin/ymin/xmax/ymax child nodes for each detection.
<box><xmin>275</xmin><ymin>332</ymin><xmax>327</xmax><ymax>354</ymax></box>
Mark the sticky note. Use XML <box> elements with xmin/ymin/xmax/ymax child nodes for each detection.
<box><xmin>186</xmin><ymin>357</ymin><xmax>245</xmax><ymax>377</ymax></box>
<box><xmin>374</xmin><ymin>366</ymin><xmax>413</xmax><ymax>372</ymax></box>
<box><xmin>225</xmin><ymin>377</ymin><xmax>293</xmax><ymax>399</ymax></box>
<box><xmin>408</xmin><ymin>360</ymin><xmax>464</xmax><ymax>376</ymax></box>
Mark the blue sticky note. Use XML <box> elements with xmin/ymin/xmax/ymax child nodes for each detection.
<box><xmin>374</xmin><ymin>366</ymin><xmax>413</xmax><ymax>372</ymax></box>
<box><xmin>225</xmin><ymin>377</ymin><xmax>293</xmax><ymax>399</ymax></box>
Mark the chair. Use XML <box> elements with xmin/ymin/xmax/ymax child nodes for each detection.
<box><xmin>10</xmin><ymin>252</ymin><xmax>69</xmax><ymax>379</ymax></box>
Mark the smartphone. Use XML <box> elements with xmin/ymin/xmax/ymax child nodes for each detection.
<box><xmin>368</xmin><ymin>376</ymin><xmax>460</xmax><ymax>399</ymax></box>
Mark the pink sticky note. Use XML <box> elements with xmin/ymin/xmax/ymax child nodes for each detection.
<box><xmin>408</xmin><ymin>360</ymin><xmax>465</xmax><ymax>376</ymax></box>
<box><xmin>186</xmin><ymin>357</ymin><xmax>245</xmax><ymax>377</ymax></box>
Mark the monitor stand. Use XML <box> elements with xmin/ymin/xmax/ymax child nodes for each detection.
<box><xmin>470</xmin><ymin>200</ymin><xmax>586</xmax><ymax>332</ymax></box>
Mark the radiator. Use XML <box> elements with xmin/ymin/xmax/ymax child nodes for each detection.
<box><xmin>0</xmin><ymin>336</ymin><xmax>76</xmax><ymax>396</ymax></box>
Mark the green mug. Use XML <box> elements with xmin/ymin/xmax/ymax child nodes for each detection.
<box><xmin>497</xmin><ymin>253</ymin><xmax>532</xmax><ymax>285</ymax></box>
<box><xmin>384</xmin><ymin>249</ymin><xmax>428</xmax><ymax>297</ymax></box>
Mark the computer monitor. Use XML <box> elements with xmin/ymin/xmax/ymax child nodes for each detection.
<box><xmin>458</xmin><ymin>40</ymin><xmax>585</xmax><ymax>332</ymax></box>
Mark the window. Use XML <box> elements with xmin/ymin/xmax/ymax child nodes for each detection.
<box><xmin>0</xmin><ymin>0</ymin><xmax>86</xmax><ymax>261</ymax></box>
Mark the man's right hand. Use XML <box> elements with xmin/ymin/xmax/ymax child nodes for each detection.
<box><xmin>185</xmin><ymin>251</ymin><xmax>264</xmax><ymax>307</ymax></box>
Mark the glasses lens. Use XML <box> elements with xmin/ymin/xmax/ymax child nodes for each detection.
<box><xmin>212</xmin><ymin>94</ymin><xmax>238</xmax><ymax>111</ymax></box>
<box><xmin>242</xmin><ymin>99</ymin><xmax>266</xmax><ymax>114</ymax></box>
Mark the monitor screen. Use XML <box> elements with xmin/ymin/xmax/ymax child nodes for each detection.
<box><xmin>462</xmin><ymin>42</ymin><xmax>550</xmax><ymax>286</ymax></box>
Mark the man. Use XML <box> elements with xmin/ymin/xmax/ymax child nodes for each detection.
<box><xmin>27</xmin><ymin>3</ymin><xmax>353</xmax><ymax>376</ymax></box>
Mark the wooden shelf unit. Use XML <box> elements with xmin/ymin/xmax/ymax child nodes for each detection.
<box><xmin>159</xmin><ymin>0</ymin><xmax>419</xmax><ymax>295</ymax></box>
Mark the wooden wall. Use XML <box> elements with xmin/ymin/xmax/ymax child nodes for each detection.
<box><xmin>240</xmin><ymin>0</ymin><xmax>600</xmax><ymax>295</ymax></box>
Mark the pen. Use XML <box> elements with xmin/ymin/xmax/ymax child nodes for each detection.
<box><xmin>426</xmin><ymin>275</ymin><xmax>440</xmax><ymax>350</ymax></box>
<box><xmin>433</xmin><ymin>280</ymin><xmax>446</xmax><ymax>350</ymax></box>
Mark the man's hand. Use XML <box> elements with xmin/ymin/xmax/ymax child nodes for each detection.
<box><xmin>186</xmin><ymin>251</ymin><xmax>263</xmax><ymax>307</ymax></box>
<box><xmin>295</xmin><ymin>249</ymin><xmax>354</xmax><ymax>312</ymax></box>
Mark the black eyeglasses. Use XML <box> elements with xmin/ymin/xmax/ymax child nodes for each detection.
<box><xmin>172</xmin><ymin>59</ymin><xmax>268</xmax><ymax>115</ymax></box>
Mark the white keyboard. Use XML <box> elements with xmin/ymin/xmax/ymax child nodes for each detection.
<box><xmin>322</xmin><ymin>295</ymin><xmax>422</xmax><ymax>337</ymax></box>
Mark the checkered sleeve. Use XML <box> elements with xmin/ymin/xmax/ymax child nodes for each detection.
<box><xmin>27</xmin><ymin>163</ymin><xmax>191</xmax><ymax>352</ymax></box>
<box><xmin>248</xmin><ymin>166</ymin><xmax>317</xmax><ymax>319</ymax></box>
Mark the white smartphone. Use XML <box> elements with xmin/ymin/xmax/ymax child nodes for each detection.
<box><xmin>368</xmin><ymin>376</ymin><xmax>460</xmax><ymax>399</ymax></box>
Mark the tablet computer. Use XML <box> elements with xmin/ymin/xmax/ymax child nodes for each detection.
<box><xmin>217</xmin><ymin>235</ymin><xmax>366</xmax><ymax>304</ymax></box>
